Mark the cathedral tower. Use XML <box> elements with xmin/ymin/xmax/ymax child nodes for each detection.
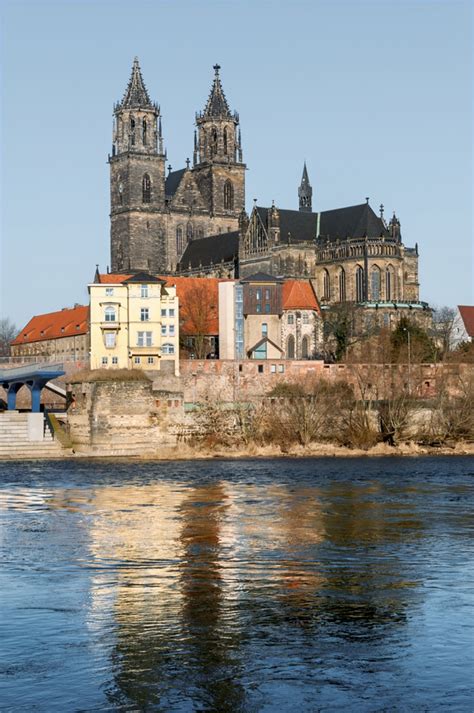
<box><xmin>192</xmin><ymin>65</ymin><xmax>245</xmax><ymax>218</ymax></box>
<box><xmin>110</xmin><ymin>58</ymin><xmax>166</xmax><ymax>272</ymax></box>
<box><xmin>298</xmin><ymin>162</ymin><xmax>312</xmax><ymax>212</ymax></box>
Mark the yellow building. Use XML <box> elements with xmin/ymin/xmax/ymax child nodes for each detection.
<box><xmin>89</xmin><ymin>271</ymin><xmax>179</xmax><ymax>374</ymax></box>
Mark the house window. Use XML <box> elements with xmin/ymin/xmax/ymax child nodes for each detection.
<box><xmin>137</xmin><ymin>331</ymin><xmax>152</xmax><ymax>347</ymax></box>
<box><xmin>169</xmin><ymin>308</ymin><xmax>175</xmax><ymax>317</ymax></box>
<box><xmin>254</xmin><ymin>342</ymin><xmax>267</xmax><ymax>359</ymax></box>
<box><xmin>265</xmin><ymin>289</ymin><xmax>270</xmax><ymax>300</ymax></box>
<box><xmin>141</xmin><ymin>285</ymin><xmax>149</xmax><ymax>298</ymax></box>
<box><xmin>141</xmin><ymin>308</ymin><xmax>149</xmax><ymax>322</ymax></box>
<box><xmin>134</xmin><ymin>356</ymin><xmax>141</xmax><ymax>364</ymax></box>
<box><xmin>271</xmin><ymin>364</ymin><xmax>276</xmax><ymax>373</ymax></box>
<box><xmin>169</xmin><ymin>325</ymin><xmax>175</xmax><ymax>336</ymax></box>
<box><xmin>102</xmin><ymin>356</ymin><xmax>108</xmax><ymax>366</ymax></box>
<box><xmin>105</xmin><ymin>288</ymin><xmax>114</xmax><ymax>297</ymax></box>
<box><xmin>112</xmin><ymin>356</ymin><xmax>118</xmax><ymax>365</ymax></box>
<box><xmin>265</xmin><ymin>303</ymin><xmax>271</xmax><ymax>314</ymax></box>
<box><xmin>302</xmin><ymin>313</ymin><xmax>309</xmax><ymax>324</ymax></box>
<box><xmin>256</xmin><ymin>304</ymin><xmax>261</xmax><ymax>313</ymax></box>
<box><xmin>161</xmin><ymin>308</ymin><xmax>167</xmax><ymax>317</ymax></box>
<box><xmin>278</xmin><ymin>364</ymin><xmax>285</xmax><ymax>373</ymax></box>
<box><xmin>258</xmin><ymin>364</ymin><xmax>264</xmax><ymax>373</ymax></box>
<box><xmin>161</xmin><ymin>325</ymin><xmax>167</xmax><ymax>336</ymax></box>
<box><xmin>104</xmin><ymin>306</ymin><xmax>116</xmax><ymax>322</ymax></box>
<box><xmin>147</xmin><ymin>356</ymin><xmax>154</xmax><ymax>364</ymax></box>
<box><xmin>356</xmin><ymin>266</ymin><xmax>365</xmax><ymax>302</ymax></box>
<box><xmin>287</xmin><ymin>314</ymin><xmax>294</xmax><ymax>325</ymax></box>
<box><xmin>142</xmin><ymin>174</ymin><xmax>151</xmax><ymax>203</ymax></box>
<box><xmin>262</xmin><ymin>323</ymin><xmax>268</xmax><ymax>336</ymax></box>
<box><xmin>105</xmin><ymin>333</ymin><xmax>116</xmax><ymax>348</ymax></box>
<box><xmin>162</xmin><ymin>343</ymin><xmax>175</xmax><ymax>355</ymax></box>
<box><xmin>287</xmin><ymin>335</ymin><xmax>295</xmax><ymax>359</ymax></box>
<box><xmin>256</xmin><ymin>288</ymin><xmax>262</xmax><ymax>300</ymax></box>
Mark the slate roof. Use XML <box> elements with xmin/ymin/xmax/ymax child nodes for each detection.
<box><xmin>256</xmin><ymin>202</ymin><xmax>389</xmax><ymax>242</ymax></box>
<box><xmin>458</xmin><ymin>305</ymin><xmax>474</xmax><ymax>338</ymax></box>
<box><xmin>179</xmin><ymin>231</ymin><xmax>239</xmax><ymax>270</ymax></box>
<box><xmin>282</xmin><ymin>281</ymin><xmax>320</xmax><ymax>313</ymax></box>
<box><xmin>165</xmin><ymin>169</ymin><xmax>186</xmax><ymax>198</ymax></box>
<box><xmin>118</xmin><ymin>57</ymin><xmax>153</xmax><ymax>109</ymax></box>
<box><xmin>123</xmin><ymin>272</ymin><xmax>165</xmax><ymax>284</ymax></box>
<box><xmin>11</xmin><ymin>305</ymin><xmax>89</xmax><ymax>346</ymax></box>
<box><xmin>240</xmin><ymin>272</ymin><xmax>282</xmax><ymax>283</ymax></box>
<box><xmin>202</xmin><ymin>65</ymin><xmax>232</xmax><ymax>118</ymax></box>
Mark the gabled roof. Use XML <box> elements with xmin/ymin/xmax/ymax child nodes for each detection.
<box><xmin>179</xmin><ymin>231</ymin><xmax>239</xmax><ymax>270</ymax></box>
<box><xmin>95</xmin><ymin>273</ymin><xmax>133</xmax><ymax>284</ymax></box>
<box><xmin>11</xmin><ymin>305</ymin><xmax>89</xmax><ymax>346</ymax></box>
<box><xmin>247</xmin><ymin>336</ymin><xmax>283</xmax><ymax>357</ymax></box>
<box><xmin>202</xmin><ymin>64</ymin><xmax>232</xmax><ymax>118</ymax></box>
<box><xmin>256</xmin><ymin>206</ymin><xmax>317</xmax><ymax>243</ymax></box>
<box><xmin>165</xmin><ymin>168</ymin><xmax>186</xmax><ymax>198</ymax></box>
<box><xmin>282</xmin><ymin>281</ymin><xmax>320</xmax><ymax>313</ymax></box>
<box><xmin>118</xmin><ymin>57</ymin><xmax>153</xmax><ymax>109</ymax></box>
<box><xmin>458</xmin><ymin>305</ymin><xmax>474</xmax><ymax>338</ymax></box>
<box><xmin>240</xmin><ymin>272</ymin><xmax>282</xmax><ymax>283</ymax></box>
<box><xmin>123</xmin><ymin>272</ymin><xmax>165</xmax><ymax>284</ymax></box>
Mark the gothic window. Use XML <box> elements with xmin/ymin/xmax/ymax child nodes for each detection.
<box><xmin>371</xmin><ymin>265</ymin><xmax>381</xmax><ymax>301</ymax></box>
<box><xmin>323</xmin><ymin>269</ymin><xmax>331</xmax><ymax>301</ymax></box>
<box><xmin>356</xmin><ymin>266</ymin><xmax>365</xmax><ymax>302</ymax></box>
<box><xmin>287</xmin><ymin>335</ymin><xmax>295</xmax><ymax>360</ymax></box>
<box><xmin>130</xmin><ymin>117</ymin><xmax>136</xmax><ymax>146</ymax></box>
<box><xmin>339</xmin><ymin>268</ymin><xmax>346</xmax><ymax>302</ymax></box>
<box><xmin>187</xmin><ymin>223</ymin><xmax>193</xmax><ymax>242</ymax></box>
<box><xmin>142</xmin><ymin>174</ymin><xmax>151</xmax><ymax>203</ymax></box>
<box><xmin>224</xmin><ymin>180</ymin><xmax>234</xmax><ymax>210</ymax></box>
<box><xmin>142</xmin><ymin>119</ymin><xmax>147</xmax><ymax>144</ymax></box>
<box><xmin>386</xmin><ymin>265</ymin><xmax>394</xmax><ymax>300</ymax></box>
<box><xmin>223</xmin><ymin>127</ymin><xmax>228</xmax><ymax>155</ymax></box>
<box><xmin>211</xmin><ymin>127</ymin><xmax>218</xmax><ymax>158</ymax></box>
<box><xmin>176</xmin><ymin>226</ymin><xmax>184</xmax><ymax>256</ymax></box>
<box><xmin>302</xmin><ymin>336</ymin><xmax>309</xmax><ymax>359</ymax></box>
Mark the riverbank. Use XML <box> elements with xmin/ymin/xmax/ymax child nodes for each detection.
<box><xmin>6</xmin><ymin>439</ymin><xmax>474</xmax><ymax>460</ymax></box>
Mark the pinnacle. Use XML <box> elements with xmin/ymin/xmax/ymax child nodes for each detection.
<box><xmin>119</xmin><ymin>57</ymin><xmax>153</xmax><ymax>109</ymax></box>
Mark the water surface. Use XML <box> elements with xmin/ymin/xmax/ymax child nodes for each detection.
<box><xmin>1</xmin><ymin>457</ymin><xmax>473</xmax><ymax>711</ymax></box>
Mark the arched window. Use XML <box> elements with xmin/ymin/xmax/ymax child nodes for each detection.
<box><xmin>323</xmin><ymin>269</ymin><xmax>331</xmax><ymax>301</ymax></box>
<box><xmin>104</xmin><ymin>306</ymin><xmax>116</xmax><ymax>322</ymax></box>
<box><xmin>302</xmin><ymin>336</ymin><xmax>309</xmax><ymax>359</ymax></box>
<box><xmin>186</xmin><ymin>222</ymin><xmax>193</xmax><ymax>242</ymax></box>
<box><xmin>223</xmin><ymin>127</ymin><xmax>228</xmax><ymax>155</ymax></box>
<box><xmin>223</xmin><ymin>180</ymin><xmax>234</xmax><ymax>210</ymax></box>
<box><xmin>386</xmin><ymin>265</ymin><xmax>394</xmax><ymax>301</ymax></box>
<box><xmin>287</xmin><ymin>335</ymin><xmax>295</xmax><ymax>359</ymax></box>
<box><xmin>142</xmin><ymin>118</ymin><xmax>147</xmax><ymax>144</ymax></box>
<box><xmin>130</xmin><ymin>117</ymin><xmax>136</xmax><ymax>146</ymax></box>
<box><xmin>142</xmin><ymin>174</ymin><xmax>151</xmax><ymax>203</ymax></box>
<box><xmin>371</xmin><ymin>265</ymin><xmax>381</xmax><ymax>301</ymax></box>
<box><xmin>211</xmin><ymin>127</ymin><xmax>218</xmax><ymax>157</ymax></box>
<box><xmin>339</xmin><ymin>268</ymin><xmax>346</xmax><ymax>302</ymax></box>
<box><xmin>356</xmin><ymin>266</ymin><xmax>365</xmax><ymax>302</ymax></box>
<box><xmin>176</xmin><ymin>226</ymin><xmax>184</xmax><ymax>256</ymax></box>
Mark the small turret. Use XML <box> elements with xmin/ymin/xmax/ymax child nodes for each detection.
<box><xmin>389</xmin><ymin>211</ymin><xmax>401</xmax><ymax>241</ymax></box>
<box><xmin>298</xmin><ymin>162</ymin><xmax>313</xmax><ymax>212</ymax></box>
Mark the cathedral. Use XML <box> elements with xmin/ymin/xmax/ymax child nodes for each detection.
<box><xmin>109</xmin><ymin>58</ymin><xmax>426</xmax><ymax>315</ymax></box>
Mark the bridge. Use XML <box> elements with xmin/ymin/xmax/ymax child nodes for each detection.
<box><xmin>0</xmin><ymin>363</ymin><xmax>66</xmax><ymax>412</ymax></box>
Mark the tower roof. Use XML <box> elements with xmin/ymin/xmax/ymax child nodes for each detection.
<box><xmin>119</xmin><ymin>57</ymin><xmax>153</xmax><ymax>109</ymax></box>
<box><xmin>301</xmin><ymin>161</ymin><xmax>310</xmax><ymax>186</ymax></box>
<box><xmin>202</xmin><ymin>64</ymin><xmax>232</xmax><ymax>118</ymax></box>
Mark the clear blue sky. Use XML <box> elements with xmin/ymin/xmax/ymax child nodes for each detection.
<box><xmin>1</xmin><ymin>0</ymin><xmax>472</xmax><ymax>329</ymax></box>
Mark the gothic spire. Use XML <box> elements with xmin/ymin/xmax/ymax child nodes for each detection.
<box><xmin>203</xmin><ymin>64</ymin><xmax>232</xmax><ymax>118</ymax></box>
<box><xmin>119</xmin><ymin>57</ymin><xmax>153</xmax><ymax>109</ymax></box>
<box><xmin>298</xmin><ymin>161</ymin><xmax>313</xmax><ymax>213</ymax></box>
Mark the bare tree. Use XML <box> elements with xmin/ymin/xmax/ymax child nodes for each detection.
<box><xmin>180</xmin><ymin>282</ymin><xmax>217</xmax><ymax>359</ymax></box>
<box><xmin>432</xmin><ymin>306</ymin><xmax>463</xmax><ymax>359</ymax></box>
<box><xmin>0</xmin><ymin>318</ymin><xmax>17</xmax><ymax>357</ymax></box>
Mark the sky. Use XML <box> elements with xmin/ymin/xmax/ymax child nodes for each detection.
<box><xmin>1</xmin><ymin>0</ymin><xmax>472</xmax><ymax>329</ymax></box>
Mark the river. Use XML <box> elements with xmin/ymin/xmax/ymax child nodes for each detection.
<box><xmin>1</xmin><ymin>457</ymin><xmax>473</xmax><ymax>711</ymax></box>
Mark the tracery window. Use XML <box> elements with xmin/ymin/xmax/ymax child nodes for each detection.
<box><xmin>176</xmin><ymin>226</ymin><xmax>184</xmax><ymax>256</ymax></box>
<box><xmin>142</xmin><ymin>174</ymin><xmax>151</xmax><ymax>203</ymax></box>
<box><xmin>223</xmin><ymin>127</ymin><xmax>228</xmax><ymax>155</ymax></box>
<box><xmin>386</xmin><ymin>265</ymin><xmax>394</xmax><ymax>301</ymax></box>
<box><xmin>130</xmin><ymin>117</ymin><xmax>136</xmax><ymax>146</ymax></box>
<box><xmin>287</xmin><ymin>335</ymin><xmax>295</xmax><ymax>360</ymax></box>
<box><xmin>323</xmin><ymin>269</ymin><xmax>331</xmax><ymax>301</ymax></box>
<box><xmin>339</xmin><ymin>268</ymin><xmax>346</xmax><ymax>302</ymax></box>
<box><xmin>356</xmin><ymin>266</ymin><xmax>365</xmax><ymax>302</ymax></box>
<box><xmin>142</xmin><ymin>119</ymin><xmax>147</xmax><ymax>144</ymax></box>
<box><xmin>186</xmin><ymin>222</ymin><xmax>193</xmax><ymax>242</ymax></box>
<box><xmin>302</xmin><ymin>336</ymin><xmax>309</xmax><ymax>359</ymax></box>
<box><xmin>224</xmin><ymin>180</ymin><xmax>234</xmax><ymax>210</ymax></box>
<box><xmin>371</xmin><ymin>265</ymin><xmax>381</xmax><ymax>301</ymax></box>
<box><xmin>211</xmin><ymin>127</ymin><xmax>218</xmax><ymax>158</ymax></box>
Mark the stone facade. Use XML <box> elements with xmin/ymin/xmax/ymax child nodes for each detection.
<box><xmin>110</xmin><ymin>60</ymin><xmax>245</xmax><ymax>274</ymax></box>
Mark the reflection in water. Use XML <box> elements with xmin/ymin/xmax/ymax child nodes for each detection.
<box><xmin>1</xmin><ymin>458</ymin><xmax>473</xmax><ymax>711</ymax></box>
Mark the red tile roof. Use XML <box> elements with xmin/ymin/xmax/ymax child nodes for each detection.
<box><xmin>282</xmin><ymin>280</ymin><xmax>320</xmax><ymax>313</ymax></box>
<box><xmin>96</xmin><ymin>273</ymin><xmax>133</xmax><ymax>284</ymax></box>
<box><xmin>11</xmin><ymin>305</ymin><xmax>89</xmax><ymax>345</ymax></box>
<box><xmin>458</xmin><ymin>305</ymin><xmax>474</xmax><ymax>338</ymax></box>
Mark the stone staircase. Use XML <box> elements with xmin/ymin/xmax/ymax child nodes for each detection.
<box><xmin>0</xmin><ymin>413</ymin><xmax>68</xmax><ymax>459</ymax></box>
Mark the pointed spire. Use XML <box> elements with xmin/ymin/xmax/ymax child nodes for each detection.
<box><xmin>119</xmin><ymin>57</ymin><xmax>153</xmax><ymax>109</ymax></box>
<box><xmin>202</xmin><ymin>64</ymin><xmax>232</xmax><ymax>118</ymax></box>
<box><xmin>298</xmin><ymin>162</ymin><xmax>313</xmax><ymax>213</ymax></box>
